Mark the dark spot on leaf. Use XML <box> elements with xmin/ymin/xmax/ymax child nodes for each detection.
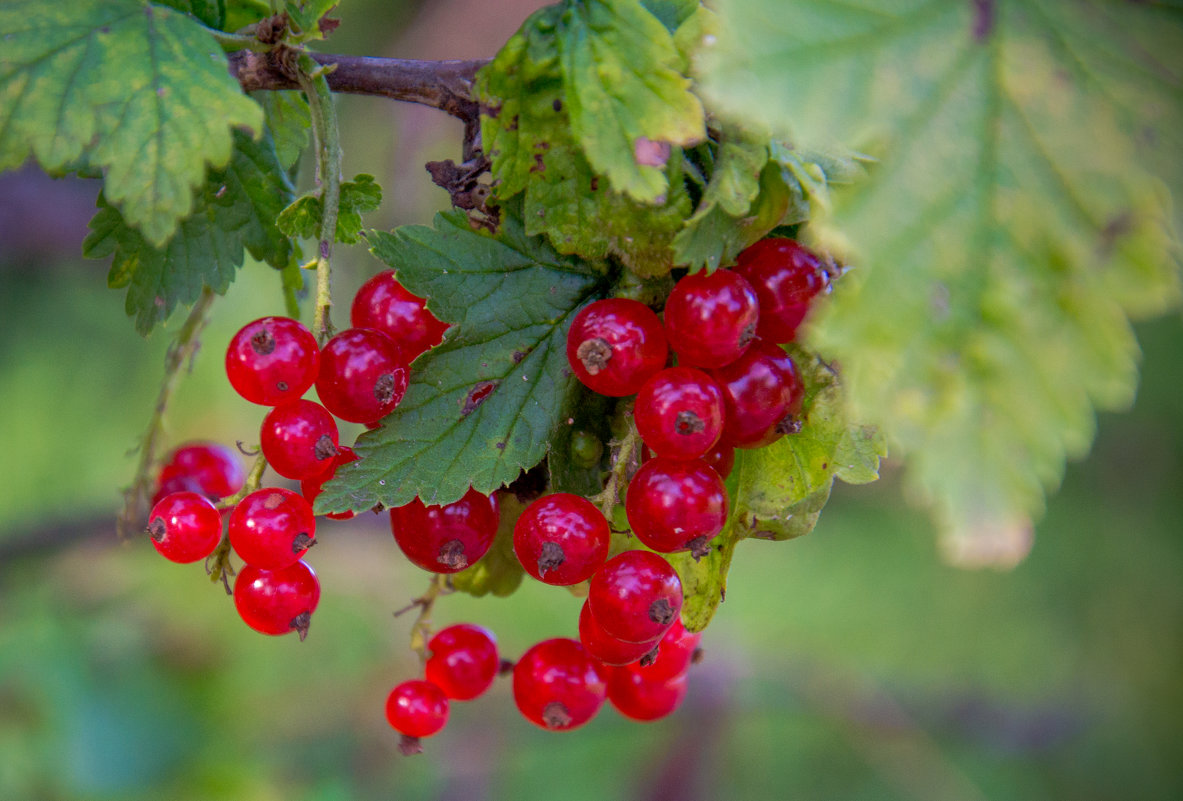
<box><xmin>496</xmin><ymin>441</ymin><xmax>506</xmax><ymax>450</ymax></box>
<box><xmin>552</xmin><ymin>98</ymin><xmax>563</xmax><ymax>112</ymax></box>
<box><xmin>462</xmin><ymin>381</ymin><xmax>499</xmax><ymax>415</ymax></box>
<box><xmin>507</xmin><ymin>114</ymin><xmax>519</xmax><ymax>131</ymax></box>
<box><xmin>531</xmin><ymin>153</ymin><xmax>545</xmax><ymax>173</ymax></box>
<box><xmin>972</xmin><ymin>0</ymin><xmax>995</xmax><ymax>41</ymax></box>
<box><xmin>1099</xmin><ymin>211</ymin><xmax>1134</xmax><ymax>256</ymax></box>
<box><xmin>512</xmin><ymin>348</ymin><xmax>532</xmax><ymax>364</ymax></box>
<box><xmin>481</xmin><ymin>102</ymin><xmax>501</xmax><ymax>119</ymax></box>
<box><xmin>590</xmin><ymin>176</ymin><xmax>599</xmax><ymax>191</ymax></box>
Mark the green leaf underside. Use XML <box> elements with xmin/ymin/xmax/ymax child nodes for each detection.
<box><xmin>255</xmin><ymin>91</ymin><xmax>311</xmax><ymax>171</ymax></box>
<box><xmin>451</xmin><ymin>494</ymin><xmax>527</xmax><ymax>598</ymax></box>
<box><xmin>277</xmin><ymin>175</ymin><xmax>383</xmax><ymax>245</ymax></box>
<box><xmin>671</xmin><ymin>345</ymin><xmax>884</xmax><ymax>630</ymax></box>
<box><xmin>83</xmin><ymin>130</ymin><xmax>294</xmax><ymax>334</ymax></box>
<box><xmin>0</xmin><ymin>0</ymin><xmax>263</xmax><ymax>247</ymax></box>
<box><xmin>316</xmin><ymin>212</ymin><xmax>606</xmax><ymax>513</ymax></box>
<box><xmin>703</xmin><ymin>0</ymin><xmax>1183</xmax><ymax>562</ymax></box>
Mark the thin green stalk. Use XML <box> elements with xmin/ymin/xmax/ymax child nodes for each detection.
<box><xmin>207</xmin><ymin>453</ymin><xmax>268</xmax><ymax>594</ymax></box>
<box><xmin>589</xmin><ymin>418</ymin><xmax>642</xmax><ymax>523</ymax></box>
<box><xmin>117</xmin><ymin>288</ymin><xmax>216</xmax><ymax>540</ymax></box>
<box><xmin>298</xmin><ymin>55</ymin><xmax>341</xmax><ymax>344</ymax></box>
<box><xmin>394</xmin><ymin>573</ymin><xmax>452</xmax><ymax>664</ymax></box>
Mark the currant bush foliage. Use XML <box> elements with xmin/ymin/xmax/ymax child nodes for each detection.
<box><xmin>702</xmin><ymin>0</ymin><xmax>1183</xmax><ymax>563</ymax></box>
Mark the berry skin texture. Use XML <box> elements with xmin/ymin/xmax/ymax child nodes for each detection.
<box><xmin>300</xmin><ymin>446</ymin><xmax>359</xmax><ymax>520</ymax></box>
<box><xmin>146</xmin><ymin>491</ymin><xmax>223</xmax><ymax>563</ymax></box>
<box><xmin>351</xmin><ymin>271</ymin><xmax>449</xmax><ymax>363</ymax></box>
<box><xmin>158</xmin><ymin>442</ymin><xmax>244</xmax><ymax>501</ymax></box>
<box><xmin>385</xmin><ymin>679</ymin><xmax>450</xmax><ymax>738</ymax></box>
<box><xmin>513</xmin><ymin>493</ymin><xmax>611</xmax><ymax>586</ymax></box>
<box><xmin>390</xmin><ymin>489</ymin><xmax>500</xmax><ymax>574</ymax></box>
<box><xmin>607</xmin><ymin>667</ymin><xmax>688</xmax><ymax>722</ymax></box>
<box><xmin>425</xmin><ymin>624</ymin><xmax>500</xmax><ymax>701</ymax></box>
<box><xmin>234</xmin><ymin>560</ymin><xmax>321</xmax><ymax>640</ymax></box>
<box><xmin>634</xmin><ymin>367</ymin><xmax>725</xmax><ymax>460</ymax></box>
<box><xmin>228</xmin><ymin>488</ymin><xmax>317</xmax><ymax>570</ymax></box>
<box><xmin>710</xmin><ymin>341</ymin><xmax>805</xmax><ymax>449</ymax></box>
<box><xmin>578</xmin><ymin>600</ymin><xmax>660</xmax><ymax>667</ymax></box>
<box><xmin>260</xmin><ymin>399</ymin><xmax>340</xmax><ymax>480</ymax></box>
<box><xmin>734</xmin><ymin>237</ymin><xmax>828</xmax><ymax>343</ymax></box>
<box><xmin>513</xmin><ymin>638</ymin><xmax>607</xmax><ymax>731</ymax></box>
<box><xmin>315</xmin><ymin>328</ymin><xmax>409</xmax><ymax>425</ymax></box>
<box><xmin>566</xmin><ymin>298</ymin><xmax>668</xmax><ymax>397</ymax></box>
<box><xmin>634</xmin><ymin>617</ymin><xmax>702</xmax><ymax>682</ymax></box>
<box><xmin>225</xmin><ymin>316</ymin><xmax>320</xmax><ymax>406</ymax></box>
<box><xmin>588</xmin><ymin>550</ymin><xmax>683</xmax><ymax>644</ymax></box>
<box><xmin>663</xmin><ymin>269</ymin><xmax>760</xmax><ymax>368</ymax></box>
<box><xmin>626</xmin><ymin>457</ymin><xmax>729</xmax><ymax>557</ymax></box>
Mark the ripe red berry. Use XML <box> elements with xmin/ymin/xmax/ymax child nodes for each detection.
<box><xmin>734</xmin><ymin>238</ymin><xmax>828</xmax><ymax>343</ymax></box>
<box><xmin>158</xmin><ymin>442</ymin><xmax>244</xmax><ymax>501</ymax></box>
<box><xmin>390</xmin><ymin>489</ymin><xmax>500</xmax><ymax>573</ymax></box>
<box><xmin>710</xmin><ymin>341</ymin><xmax>805</xmax><ymax>449</ymax></box>
<box><xmin>315</xmin><ymin>328</ymin><xmax>409</xmax><ymax>424</ymax></box>
<box><xmin>663</xmin><ymin>269</ymin><xmax>760</xmax><ymax>368</ymax></box>
<box><xmin>607</xmin><ymin>667</ymin><xmax>688</xmax><ymax>722</ymax></box>
<box><xmin>566</xmin><ymin>298</ymin><xmax>667</xmax><ymax>397</ymax></box>
<box><xmin>233</xmin><ymin>560</ymin><xmax>321</xmax><ymax>640</ymax></box>
<box><xmin>588</xmin><ymin>550</ymin><xmax>683</xmax><ymax>644</ymax></box>
<box><xmin>260</xmin><ymin>399</ymin><xmax>340</xmax><ymax>480</ymax></box>
<box><xmin>425</xmin><ymin>624</ymin><xmax>500</xmax><ymax>701</ymax></box>
<box><xmin>641</xmin><ymin>439</ymin><xmax>735</xmax><ymax>480</ymax></box>
<box><xmin>351</xmin><ymin>271</ymin><xmax>449</xmax><ymax>363</ymax></box>
<box><xmin>625</xmin><ymin>457</ymin><xmax>728</xmax><ymax>557</ymax></box>
<box><xmin>385</xmin><ymin>679</ymin><xmax>450</xmax><ymax>738</ymax></box>
<box><xmin>578</xmin><ymin>600</ymin><xmax>660</xmax><ymax>667</ymax></box>
<box><xmin>634</xmin><ymin>617</ymin><xmax>702</xmax><ymax>682</ymax></box>
<box><xmin>513</xmin><ymin>493</ymin><xmax>611</xmax><ymax>586</ymax></box>
<box><xmin>300</xmin><ymin>446</ymin><xmax>359</xmax><ymax>520</ymax></box>
<box><xmin>146</xmin><ymin>491</ymin><xmax>223</xmax><ymax>563</ymax></box>
<box><xmin>228</xmin><ymin>488</ymin><xmax>316</xmax><ymax>570</ymax></box>
<box><xmin>513</xmin><ymin>638</ymin><xmax>607</xmax><ymax>731</ymax></box>
<box><xmin>634</xmin><ymin>367</ymin><xmax>725</xmax><ymax>460</ymax></box>
<box><xmin>225</xmin><ymin>316</ymin><xmax>320</xmax><ymax>405</ymax></box>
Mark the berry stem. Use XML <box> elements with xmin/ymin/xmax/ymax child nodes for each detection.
<box><xmin>394</xmin><ymin>573</ymin><xmax>453</xmax><ymax>664</ymax></box>
<box><xmin>298</xmin><ymin>54</ymin><xmax>342</xmax><ymax>345</ymax></box>
<box><xmin>117</xmin><ymin>287</ymin><xmax>216</xmax><ymax>540</ymax></box>
<box><xmin>589</xmin><ymin>411</ymin><xmax>642</xmax><ymax>523</ymax></box>
<box><xmin>207</xmin><ymin>453</ymin><xmax>269</xmax><ymax>594</ymax></box>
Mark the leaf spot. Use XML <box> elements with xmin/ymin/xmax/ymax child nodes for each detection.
<box><xmin>461</xmin><ymin>380</ymin><xmax>499</xmax><ymax>415</ymax></box>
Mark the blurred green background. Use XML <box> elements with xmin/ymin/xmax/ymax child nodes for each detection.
<box><xmin>1</xmin><ymin>2</ymin><xmax>1181</xmax><ymax>799</ymax></box>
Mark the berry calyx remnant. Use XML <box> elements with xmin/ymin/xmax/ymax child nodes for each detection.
<box><xmin>566</xmin><ymin>298</ymin><xmax>668</xmax><ymax>397</ymax></box>
<box><xmin>225</xmin><ymin>316</ymin><xmax>320</xmax><ymax>406</ymax></box>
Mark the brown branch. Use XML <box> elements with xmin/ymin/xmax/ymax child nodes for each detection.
<box><xmin>229</xmin><ymin>50</ymin><xmax>489</xmax><ymax>123</ymax></box>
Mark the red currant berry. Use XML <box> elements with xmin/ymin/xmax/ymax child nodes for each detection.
<box><xmin>152</xmin><ymin>467</ymin><xmax>204</xmax><ymax>507</ymax></box>
<box><xmin>315</xmin><ymin>328</ymin><xmax>409</xmax><ymax>425</ymax></box>
<box><xmin>634</xmin><ymin>367</ymin><xmax>725</xmax><ymax>460</ymax></box>
<box><xmin>641</xmin><ymin>439</ymin><xmax>735</xmax><ymax>480</ymax></box>
<box><xmin>146</xmin><ymin>491</ymin><xmax>222</xmax><ymax>563</ymax></box>
<box><xmin>260</xmin><ymin>399</ymin><xmax>340</xmax><ymax>480</ymax></box>
<box><xmin>228</xmin><ymin>488</ymin><xmax>316</xmax><ymax>570</ymax></box>
<box><xmin>607</xmin><ymin>667</ymin><xmax>688</xmax><ymax>722</ymax></box>
<box><xmin>566</xmin><ymin>299</ymin><xmax>667</xmax><ymax>397</ymax></box>
<box><xmin>225</xmin><ymin>317</ymin><xmax>320</xmax><ymax>406</ymax></box>
<box><xmin>300</xmin><ymin>446</ymin><xmax>359</xmax><ymax>520</ymax></box>
<box><xmin>390</xmin><ymin>489</ymin><xmax>500</xmax><ymax>573</ymax></box>
<box><xmin>734</xmin><ymin>238</ymin><xmax>828</xmax><ymax>343</ymax></box>
<box><xmin>625</xmin><ymin>457</ymin><xmax>728</xmax><ymax>557</ymax></box>
<box><xmin>588</xmin><ymin>550</ymin><xmax>683</xmax><ymax>644</ymax></box>
<box><xmin>578</xmin><ymin>600</ymin><xmax>659</xmax><ymax>667</ymax></box>
<box><xmin>710</xmin><ymin>341</ymin><xmax>805</xmax><ymax>449</ymax></box>
<box><xmin>385</xmin><ymin>679</ymin><xmax>450</xmax><ymax>739</ymax></box>
<box><xmin>425</xmin><ymin>624</ymin><xmax>500</xmax><ymax>701</ymax></box>
<box><xmin>663</xmin><ymin>269</ymin><xmax>760</xmax><ymax>368</ymax></box>
<box><xmin>160</xmin><ymin>442</ymin><xmax>245</xmax><ymax>500</ymax></box>
<box><xmin>513</xmin><ymin>493</ymin><xmax>611</xmax><ymax>586</ymax></box>
<box><xmin>352</xmin><ymin>271</ymin><xmax>449</xmax><ymax>363</ymax></box>
<box><xmin>233</xmin><ymin>560</ymin><xmax>321</xmax><ymax>640</ymax></box>
<box><xmin>513</xmin><ymin>638</ymin><xmax>607</xmax><ymax>731</ymax></box>
<box><xmin>634</xmin><ymin>617</ymin><xmax>702</xmax><ymax>682</ymax></box>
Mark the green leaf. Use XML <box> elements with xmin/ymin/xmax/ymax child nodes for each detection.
<box><xmin>450</xmin><ymin>494</ymin><xmax>527</xmax><ymax>598</ymax></box>
<box><xmin>157</xmin><ymin>0</ymin><xmax>225</xmax><ymax>29</ymax></box>
<box><xmin>83</xmin><ymin>130</ymin><xmax>294</xmax><ymax>334</ymax></box>
<box><xmin>284</xmin><ymin>0</ymin><xmax>338</xmax><ymax>37</ymax></box>
<box><xmin>668</xmin><ymin>532</ymin><xmax>736</xmax><ymax>633</ymax></box>
<box><xmin>277</xmin><ymin>175</ymin><xmax>382</xmax><ymax>245</ymax></box>
<box><xmin>547</xmin><ymin>389</ymin><xmax>613</xmax><ymax>497</ymax></box>
<box><xmin>702</xmin><ymin>0</ymin><xmax>1183</xmax><ymax>564</ymax></box>
<box><xmin>316</xmin><ymin>211</ymin><xmax>606</xmax><ymax>513</ymax></box>
<box><xmin>255</xmin><ymin>91</ymin><xmax>311</xmax><ymax>171</ymax></box>
<box><xmin>0</xmin><ymin>0</ymin><xmax>263</xmax><ymax>247</ymax></box>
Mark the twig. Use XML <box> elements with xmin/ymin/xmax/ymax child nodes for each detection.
<box><xmin>394</xmin><ymin>574</ymin><xmax>453</xmax><ymax>663</ymax></box>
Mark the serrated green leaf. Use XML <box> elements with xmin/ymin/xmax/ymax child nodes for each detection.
<box><xmin>641</xmin><ymin>0</ymin><xmax>699</xmax><ymax>33</ymax></box>
<box><xmin>451</xmin><ymin>494</ymin><xmax>527</xmax><ymax>598</ymax></box>
<box><xmin>83</xmin><ymin>130</ymin><xmax>294</xmax><ymax>334</ymax></box>
<box><xmin>547</xmin><ymin>388</ymin><xmax>613</xmax><ymax>497</ymax></box>
<box><xmin>702</xmin><ymin>0</ymin><xmax>1183</xmax><ymax>564</ymax></box>
<box><xmin>285</xmin><ymin>0</ymin><xmax>337</xmax><ymax>37</ymax></box>
<box><xmin>277</xmin><ymin>175</ymin><xmax>382</xmax><ymax>245</ymax></box>
<box><xmin>668</xmin><ymin>531</ymin><xmax>736</xmax><ymax>633</ymax></box>
<box><xmin>0</xmin><ymin>0</ymin><xmax>263</xmax><ymax>247</ymax></box>
<box><xmin>157</xmin><ymin>0</ymin><xmax>225</xmax><ymax>29</ymax></box>
<box><xmin>316</xmin><ymin>211</ymin><xmax>606</xmax><ymax>513</ymax></box>
<box><xmin>255</xmin><ymin>91</ymin><xmax>311</xmax><ymax>171</ymax></box>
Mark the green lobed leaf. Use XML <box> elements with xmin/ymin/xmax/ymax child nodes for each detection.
<box><xmin>254</xmin><ymin>91</ymin><xmax>311</xmax><ymax>171</ymax></box>
<box><xmin>157</xmin><ymin>0</ymin><xmax>225</xmax><ymax>29</ymax></box>
<box><xmin>82</xmin><ymin>130</ymin><xmax>294</xmax><ymax>334</ymax></box>
<box><xmin>277</xmin><ymin>175</ymin><xmax>383</xmax><ymax>245</ymax></box>
<box><xmin>0</xmin><ymin>0</ymin><xmax>263</xmax><ymax>247</ymax></box>
<box><xmin>702</xmin><ymin>0</ymin><xmax>1183</xmax><ymax>564</ymax></box>
<box><xmin>450</xmin><ymin>494</ymin><xmax>528</xmax><ymax>598</ymax></box>
<box><xmin>316</xmin><ymin>211</ymin><xmax>607</xmax><ymax>513</ymax></box>
<box><xmin>547</xmin><ymin>388</ymin><xmax>614</xmax><ymax>498</ymax></box>
<box><xmin>668</xmin><ymin>533</ymin><xmax>736</xmax><ymax>633</ymax></box>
